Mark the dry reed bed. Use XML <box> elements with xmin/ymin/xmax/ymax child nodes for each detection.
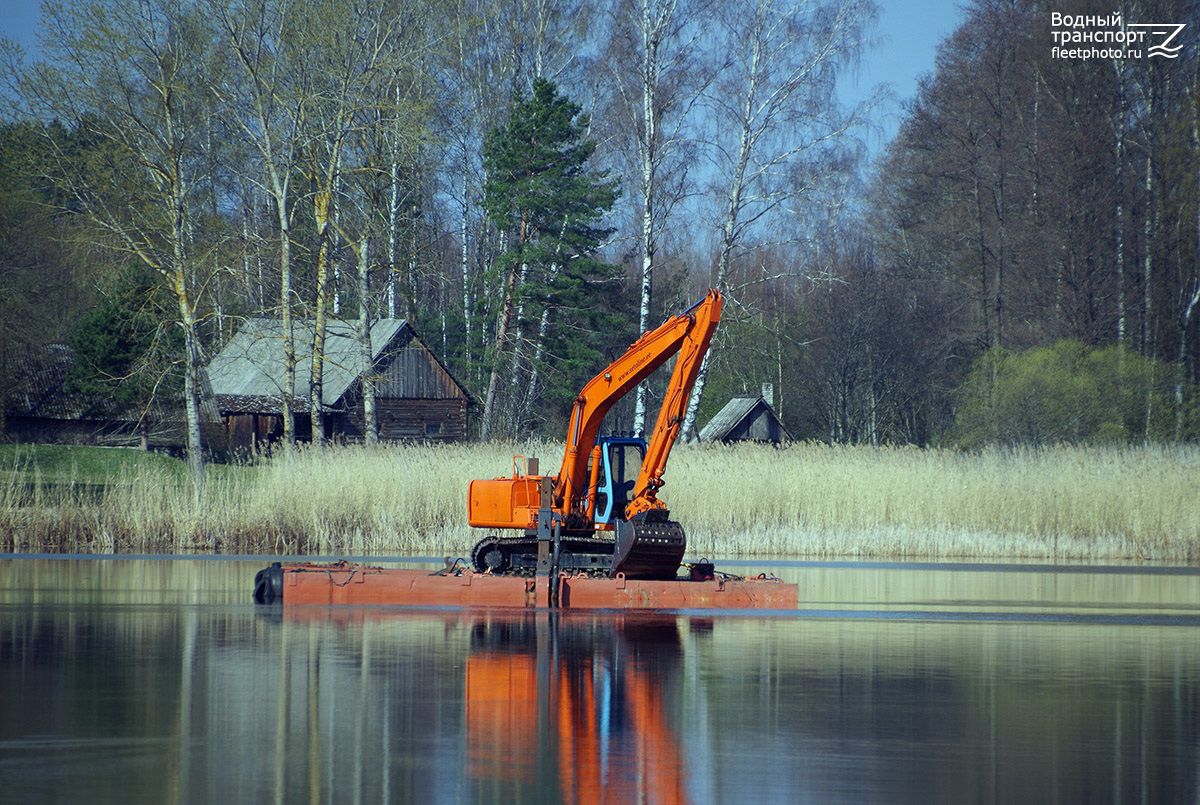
<box><xmin>2</xmin><ymin>442</ymin><xmax>1198</xmax><ymax>561</ymax></box>
<box><xmin>671</xmin><ymin>443</ymin><xmax>1200</xmax><ymax>561</ymax></box>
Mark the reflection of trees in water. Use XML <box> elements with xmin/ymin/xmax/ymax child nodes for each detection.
<box><xmin>3</xmin><ymin>563</ymin><xmax>1200</xmax><ymax>802</ymax></box>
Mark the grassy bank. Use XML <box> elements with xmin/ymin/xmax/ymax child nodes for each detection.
<box><xmin>2</xmin><ymin>442</ymin><xmax>1198</xmax><ymax>562</ymax></box>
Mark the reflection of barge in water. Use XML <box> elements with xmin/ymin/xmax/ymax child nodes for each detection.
<box><xmin>252</xmin><ymin>559</ymin><xmax>798</xmax><ymax>610</ymax></box>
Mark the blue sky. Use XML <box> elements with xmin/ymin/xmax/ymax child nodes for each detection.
<box><xmin>0</xmin><ymin>0</ymin><xmax>966</xmax><ymax>154</ymax></box>
<box><xmin>3</xmin><ymin>1</ymin><xmax>41</xmax><ymax>53</ymax></box>
<box><xmin>845</xmin><ymin>0</ymin><xmax>967</xmax><ymax>154</ymax></box>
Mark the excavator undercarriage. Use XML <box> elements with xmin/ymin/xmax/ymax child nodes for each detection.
<box><xmin>470</xmin><ymin>510</ymin><xmax>686</xmax><ymax>580</ymax></box>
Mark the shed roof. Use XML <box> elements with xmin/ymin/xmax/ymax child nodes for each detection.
<box><xmin>207</xmin><ymin>318</ymin><xmax>472</xmax><ymax>412</ymax></box>
<box><xmin>698</xmin><ymin>395</ymin><xmax>791</xmax><ymax>443</ymax></box>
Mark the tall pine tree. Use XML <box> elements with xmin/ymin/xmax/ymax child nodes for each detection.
<box><xmin>479</xmin><ymin>78</ymin><xmax>621</xmax><ymax>438</ymax></box>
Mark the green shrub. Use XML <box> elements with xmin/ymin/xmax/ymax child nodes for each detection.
<box><xmin>949</xmin><ymin>341</ymin><xmax>1194</xmax><ymax>447</ymax></box>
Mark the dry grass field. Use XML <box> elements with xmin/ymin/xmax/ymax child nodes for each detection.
<box><xmin>2</xmin><ymin>441</ymin><xmax>1198</xmax><ymax>561</ymax></box>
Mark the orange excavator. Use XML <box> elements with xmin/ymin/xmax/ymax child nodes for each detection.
<box><xmin>468</xmin><ymin>289</ymin><xmax>722</xmax><ymax>580</ymax></box>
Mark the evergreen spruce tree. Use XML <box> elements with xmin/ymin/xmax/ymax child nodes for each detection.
<box><xmin>68</xmin><ymin>266</ymin><xmax>183</xmax><ymax>445</ymax></box>
<box><xmin>479</xmin><ymin>78</ymin><xmax>621</xmax><ymax>438</ymax></box>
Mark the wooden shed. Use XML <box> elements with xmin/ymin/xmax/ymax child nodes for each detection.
<box><xmin>698</xmin><ymin>394</ymin><xmax>792</xmax><ymax>444</ymax></box>
<box><xmin>207</xmin><ymin>318</ymin><xmax>474</xmax><ymax>450</ymax></box>
<box><xmin>2</xmin><ymin>343</ymin><xmax>225</xmax><ymax>451</ymax></box>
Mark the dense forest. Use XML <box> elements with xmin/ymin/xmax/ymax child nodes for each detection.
<box><xmin>0</xmin><ymin>0</ymin><xmax>1197</xmax><ymax>469</ymax></box>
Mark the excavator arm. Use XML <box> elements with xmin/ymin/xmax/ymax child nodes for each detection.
<box><xmin>626</xmin><ymin>290</ymin><xmax>721</xmax><ymax>518</ymax></box>
<box><xmin>468</xmin><ymin>289</ymin><xmax>722</xmax><ymax>580</ymax></box>
<box><xmin>553</xmin><ymin>289</ymin><xmax>723</xmax><ymax>521</ymax></box>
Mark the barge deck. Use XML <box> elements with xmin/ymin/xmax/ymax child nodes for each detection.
<box><xmin>253</xmin><ymin>560</ymin><xmax>798</xmax><ymax>610</ymax></box>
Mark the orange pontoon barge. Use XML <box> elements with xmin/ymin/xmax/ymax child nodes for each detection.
<box><xmin>253</xmin><ymin>560</ymin><xmax>798</xmax><ymax>610</ymax></box>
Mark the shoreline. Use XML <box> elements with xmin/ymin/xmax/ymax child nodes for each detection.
<box><xmin>3</xmin><ymin>441</ymin><xmax>1198</xmax><ymax>563</ymax></box>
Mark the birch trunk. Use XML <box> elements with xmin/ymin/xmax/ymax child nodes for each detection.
<box><xmin>358</xmin><ymin>237</ymin><xmax>378</xmax><ymax>444</ymax></box>
<box><xmin>509</xmin><ymin>261</ymin><xmax>531</xmax><ymax>415</ymax></box>
<box><xmin>310</xmin><ymin>189</ymin><xmax>333</xmax><ymax>446</ymax></box>
<box><xmin>1176</xmin><ymin>282</ymin><xmax>1199</xmax><ymax>440</ymax></box>
<box><xmin>241</xmin><ymin>199</ymin><xmax>256</xmax><ymax>307</ymax></box>
<box><xmin>1144</xmin><ymin>150</ymin><xmax>1155</xmax><ymax>439</ymax></box>
<box><xmin>633</xmin><ymin>238</ymin><xmax>653</xmax><ymax>435</ymax></box>
<box><xmin>679</xmin><ymin>163</ymin><xmax>740</xmax><ymax>440</ymax></box>
<box><xmin>388</xmin><ymin>143</ymin><xmax>400</xmax><ymax>319</ymax></box>
<box><xmin>278</xmin><ymin>206</ymin><xmax>296</xmax><ymax>447</ymax></box>
<box><xmin>171</xmin><ymin>215</ymin><xmax>205</xmax><ymax>502</ymax></box>
<box><xmin>518</xmin><ymin>261</ymin><xmax>561</xmax><ymax>434</ymax></box>
<box><xmin>461</xmin><ymin>168</ymin><xmax>472</xmax><ymax>373</ymax></box>
<box><xmin>483</xmin><ymin>202</ymin><xmax>531</xmax><ymax>439</ymax></box>
<box><xmin>632</xmin><ymin>0</ymin><xmax>660</xmax><ymax>436</ymax></box>
<box><xmin>1114</xmin><ymin>53</ymin><xmax>1127</xmax><ymax>346</ymax></box>
<box><xmin>181</xmin><ymin>312</ymin><xmax>205</xmax><ymax>504</ymax></box>
<box><xmin>679</xmin><ymin>121</ymin><xmax>747</xmax><ymax>440</ymax></box>
<box><xmin>216</xmin><ymin>8</ymin><xmax>301</xmax><ymax>447</ymax></box>
<box><xmin>332</xmin><ymin>169</ymin><xmax>342</xmax><ymax>316</ymax></box>
<box><xmin>481</xmin><ymin>260</ymin><xmax>520</xmax><ymax>439</ymax></box>
<box><xmin>680</xmin><ymin>19</ymin><xmax>761</xmax><ymax>441</ymax></box>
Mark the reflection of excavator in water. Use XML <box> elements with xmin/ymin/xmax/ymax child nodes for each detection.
<box><xmin>468</xmin><ymin>290</ymin><xmax>722</xmax><ymax>581</ymax></box>
<box><xmin>465</xmin><ymin>613</ymin><xmax>690</xmax><ymax>803</ymax></box>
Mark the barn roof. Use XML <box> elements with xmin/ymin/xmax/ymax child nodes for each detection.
<box><xmin>698</xmin><ymin>395</ymin><xmax>791</xmax><ymax>443</ymax></box>
<box><xmin>3</xmin><ymin>343</ymin><xmax>220</xmax><ymax>424</ymax></box>
<box><xmin>207</xmin><ymin>318</ymin><xmax>472</xmax><ymax>413</ymax></box>
<box><xmin>5</xmin><ymin>344</ymin><xmax>84</xmax><ymax>420</ymax></box>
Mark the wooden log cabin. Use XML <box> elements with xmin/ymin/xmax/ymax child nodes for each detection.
<box><xmin>207</xmin><ymin>318</ymin><xmax>474</xmax><ymax>451</ymax></box>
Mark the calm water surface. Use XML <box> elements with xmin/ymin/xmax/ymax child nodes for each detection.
<box><xmin>0</xmin><ymin>557</ymin><xmax>1198</xmax><ymax>803</ymax></box>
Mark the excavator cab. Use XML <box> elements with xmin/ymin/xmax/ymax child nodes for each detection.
<box><xmin>592</xmin><ymin>436</ymin><xmax>646</xmax><ymax>525</ymax></box>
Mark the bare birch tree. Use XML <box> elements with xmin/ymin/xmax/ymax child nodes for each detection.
<box><xmin>335</xmin><ymin>59</ymin><xmax>436</xmax><ymax>446</ymax></box>
<box><xmin>213</xmin><ymin>0</ymin><xmax>309</xmax><ymax>446</ymax></box>
<box><xmin>680</xmin><ymin>0</ymin><xmax>877</xmax><ymax>439</ymax></box>
<box><xmin>293</xmin><ymin>0</ymin><xmax>422</xmax><ymax>444</ymax></box>
<box><xmin>602</xmin><ymin>0</ymin><xmax>712</xmax><ymax>434</ymax></box>
<box><xmin>17</xmin><ymin>0</ymin><xmax>220</xmax><ymax>495</ymax></box>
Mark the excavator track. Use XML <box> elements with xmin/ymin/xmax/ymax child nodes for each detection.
<box><xmin>471</xmin><ymin>517</ymin><xmax>686</xmax><ymax>580</ymax></box>
<box><xmin>470</xmin><ymin>534</ymin><xmax>614</xmax><ymax>575</ymax></box>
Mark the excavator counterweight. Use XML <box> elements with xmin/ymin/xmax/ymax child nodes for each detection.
<box><xmin>467</xmin><ymin>290</ymin><xmax>722</xmax><ymax>580</ymax></box>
